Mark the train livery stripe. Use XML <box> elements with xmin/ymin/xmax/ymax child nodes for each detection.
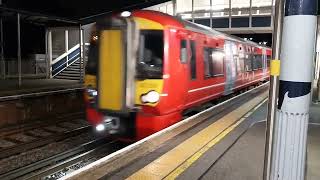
<box><xmin>98</xmin><ymin>30</ymin><xmax>124</xmax><ymax>111</ymax></box>
<box><xmin>133</xmin><ymin>17</ymin><xmax>164</xmax><ymax>30</ymax></box>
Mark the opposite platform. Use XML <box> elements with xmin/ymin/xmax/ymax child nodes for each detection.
<box><xmin>0</xmin><ymin>79</ymin><xmax>82</xmax><ymax>99</ymax></box>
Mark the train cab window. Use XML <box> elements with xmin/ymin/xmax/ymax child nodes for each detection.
<box><xmin>190</xmin><ymin>40</ymin><xmax>197</xmax><ymax>80</ymax></box>
<box><xmin>180</xmin><ymin>40</ymin><xmax>188</xmax><ymax>63</ymax></box>
<box><xmin>211</xmin><ymin>49</ymin><xmax>224</xmax><ymax>76</ymax></box>
<box><xmin>86</xmin><ymin>42</ymin><xmax>98</xmax><ymax>75</ymax></box>
<box><xmin>137</xmin><ymin>30</ymin><xmax>164</xmax><ymax>79</ymax></box>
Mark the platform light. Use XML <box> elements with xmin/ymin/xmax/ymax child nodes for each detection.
<box><xmin>141</xmin><ymin>91</ymin><xmax>160</xmax><ymax>104</ymax></box>
<box><xmin>96</xmin><ymin>124</ymin><xmax>105</xmax><ymax>132</ymax></box>
<box><xmin>121</xmin><ymin>11</ymin><xmax>131</xmax><ymax>17</ymax></box>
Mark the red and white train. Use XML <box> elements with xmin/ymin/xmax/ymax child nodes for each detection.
<box><xmin>84</xmin><ymin>10</ymin><xmax>271</xmax><ymax>141</ymax></box>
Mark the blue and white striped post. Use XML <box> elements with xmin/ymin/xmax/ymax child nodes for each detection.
<box><xmin>269</xmin><ymin>0</ymin><xmax>318</xmax><ymax>179</ymax></box>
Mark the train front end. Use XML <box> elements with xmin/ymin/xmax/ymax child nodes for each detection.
<box><xmin>84</xmin><ymin>12</ymin><xmax>171</xmax><ymax>140</ymax></box>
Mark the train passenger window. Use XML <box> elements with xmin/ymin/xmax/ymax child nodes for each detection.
<box><xmin>180</xmin><ymin>40</ymin><xmax>188</xmax><ymax>64</ymax></box>
<box><xmin>211</xmin><ymin>50</ymin><xmax>224</xmax><ymax>76</ymax></box>
<box><xmin>137</xmin><ymin>30</ymin><xmax>164</xmax><ymax>79</ymax></box>
<box><xmin>267</xmin><ymin>55</ymin><xmax>271</xmax><ymax>67</ymax></box>
<box><xmin>190</xmin><ymin>41</ymin><xmax>197</xmax><ymax>80</ymax></box>
<box><xmin>254</xmin><ymin>55</ymin><xmax>263</xmax><ymax>69</ymax></box>
<box><xmin>245</xmin><ymin>54</ymin><xmax>253</xmax><ymax>71</ymax></box>
<box><xmin>237</xmin><ymin>54</ymin><xmax>245</xmax><ymax>73</ymax></box>
<box><xmin>203</xmin><ymin>47</ymin><xmax>213</xmax><ymax>78</ymax></box>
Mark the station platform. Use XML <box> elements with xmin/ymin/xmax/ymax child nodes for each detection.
<box><xmin>64</xmin><ymin>86</ymin><xmax>320</xmax><ymax>180</ymax></box>
<box><xmin>0</xmin><ymin>79</ymin><xmax>82</xmax><ymax>99</ymax></box>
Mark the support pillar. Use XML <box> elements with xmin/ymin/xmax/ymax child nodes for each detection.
<box><xmin>65</xmin><ymin>30</ymin><xmax>69</xmax><ymax>66</ymax></box>
<box><xmin>0</xmin><ymin>17</ymin><xmax>4</xmax><ymax>79</ymax></box>
<box><xmin>17</xmin><ymin>13</ymin><xmax>21</xmax><ymax>87</ymax></box>
<box><xmin>47</xmin><ymin>30</ymin><xmax>53</xmax><ymax>78</ymax></box>
<box><xmin>79</xmin><ymin>25</ymin><xmax>84</xmax><ymax>83</ymax></box>
<box><xmin>172</xmin><ymin>0</ymin><xmax>177</xmax><ymax>16</ymax></box>
<box><xmin>266</xmin><ymin>0</ymin><xmax>318</xmax><ymax>180</ymax></box>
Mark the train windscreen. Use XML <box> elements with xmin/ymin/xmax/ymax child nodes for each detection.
<box><xmin>136</xmin><ymin>30</ymin><xmax>164</xmax><ymax>79</ymax></box>
<box><xmin>86</xmin><ymin>30</ymin><xmax>164</xmax><ymax>78</ymax></box>
<box><xmin>86</xmin><ymin>34</ymin><xmax>99</xmax><ymax>75</ymax></box>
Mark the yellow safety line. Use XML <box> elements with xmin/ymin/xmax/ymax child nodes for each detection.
<box><xmin>164</xmin><ymin>98</ymin><xmax>268</xmax><ymax>179</ymax></box>
<box><xmin>127</xmin><ymin>92</ymin><xmax>268</xmax><ymax>180</ymax></box>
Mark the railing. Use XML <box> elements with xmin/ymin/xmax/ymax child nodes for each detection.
<box><xmin>51</xmin><ymin>44</ymin><xmax>81</xmax><ymax>77</ymax></box>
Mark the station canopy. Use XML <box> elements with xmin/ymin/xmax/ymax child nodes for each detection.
<box><xmin>1</xmin><ymin>0</ymin><xmax>170</xmax><ymax>25</ymax></box>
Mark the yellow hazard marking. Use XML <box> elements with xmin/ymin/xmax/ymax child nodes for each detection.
<box><xmin>270</xmin><ymin>59</ymin><xmax>280</xmax><ymax>76</ymax></box>
<box><xmin>98</xmin><ymin>30</ymin><xmax>124</xmax><ymax>111</ymax></box>
<box><xmin>127</xmin><ymin>91</ymin><xmax>268</xmax><ymax>180</ymax></box>
<box><xmin>133</xmin><ymin>17</ymin><xmax>164</xmax><ymax>30</ymax></box>
<box><xmin>164</xmin><ymin>98</ymin><xmax>268</xmax><ymax>179</ymax></box>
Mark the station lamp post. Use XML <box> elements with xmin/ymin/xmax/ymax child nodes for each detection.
<box><xmin>264</xmin><ymin>0</ymin><xmax>318</xmax><ymax>180</ymax></box>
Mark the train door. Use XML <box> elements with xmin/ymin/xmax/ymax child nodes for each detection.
<box><xmin>224</xmin><ymin>41</ymin><xmax>237</xmax><ymax>95</ymax></box>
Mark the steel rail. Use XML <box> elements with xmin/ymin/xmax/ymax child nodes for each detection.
<box><xmin>0</xmin><ymin>139</ymin><xmax>117</xmax><ymax>180</ymax></box>
<box><xmin>0</xmin><ymin>112</ymin><xmax>84</xmax><ymax>138</ymax></box>
<box><xmin>0</xmin><ymin>87</ymin><xmax>83</xmax><ymax>102</ymax></box>
<box><xmin>0</xmin><ymin>125</ymin><xmax>91</xmax><ymax>159</ymax></box>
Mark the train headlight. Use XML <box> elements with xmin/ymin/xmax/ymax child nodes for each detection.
<box><xmin>141</xmin><ymin>91</ymin><xmax>160</xmax><ymax>104</ymax></box>
<box><xmin>96</xmin><ymin>124</ymin><xmax>105</xmax><ymax>132</ymax></box>
<box><xmin>86</xmin><ymin>88</ymin><xmax>97</xmax><ymax>97</ymax></box>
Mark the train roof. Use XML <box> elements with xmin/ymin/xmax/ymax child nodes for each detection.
<box><xmin>132</xmin><ymin>10</ymin><xmax>271</xmax><ymax>49</ymax></box>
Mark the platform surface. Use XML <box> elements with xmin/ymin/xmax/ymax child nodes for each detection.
<box><xmin>0</xmin><ymin>79</ymin><xmax>82</xmax><ymax>97</ymax></box>
<box><xmin>106</xmin><ymin>100</ymin><xmax>320</xmax><ymax>180</ymax></box>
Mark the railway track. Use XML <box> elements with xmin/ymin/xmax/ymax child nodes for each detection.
<box><xmin>0</xmin><ymin>138</ymin><xmax>124</xmax><ymax>180</ymax></box>
<box><xmin>0</xmin><ymin>114</ymin><xmax>88</xmax><ymax>159</ymax></box>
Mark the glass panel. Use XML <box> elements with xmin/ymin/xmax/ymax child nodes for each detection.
<box><xmin>190</xmin><ymin>40</ymin><xmax>197</xmax><ymax>79</ymax></box>
<box><xmin>159</xmin><ymin>6</ymin><xmax>167</xmax><ymax>13</ymax></box>
<box><xmin>180</xmin><ymin>40</ymin><xmax>188</xmax><ymax>63</ymax></box>
<box><xmin>211</xmin><ymin>49</ymin><xmax>224</xmax><ymax>76</ymax></box>
<box><xmin>177</xmin><ymin>0</ymin><xmax>192</xmax><ymax>13</ymax></box>
<box><xmin>231</xmin><ymin>17</ymin><xmax>249</xmax><ymax>27</ymax></box>
<box><xmin>212</xmin><ymin>18</ymin><xmax>229</xmax><ymax>28</ymax></box>
<box><xmin>193</xmin><ymin>0</ymin><xmax>211</xmax><ymax>20</ymax></box>
<box><xmin>167</xmin><ymin>4</ymin><xmax>174</xmax><ymax>15</ymax></box>
<box><xmin>137</xmin><ymin>30</ymin><xmax>164</xmax><ymax>79</ymax></box>
<box><xmin>194</xmin><ymin>18</ymin><xmax>211</xmax><ymax>27</ymax></box>
<box><xmin>231</xmin><ymin>0</ymin><xmax>250</xmax><ymax>16</ymax></box>
<box><xmin>177</xmin><ymin>0</ymin><xmax>193</xmax><ymax>19</ymax></box>
<box><xmin>252</xmin><ymin>16</ymin><xmax>271</xmax><ymax>27</ymax></box>
<box><xmin>252</xmin><ymin>0</ymin><xmax>273</xmax><ymax>15</ymax></box>
<box><xmin>212</xmin><ymin>0</ymin><xmax>230</xmax><ymax>18</ymax></box>
<box><xmin>203</xmin><ymin>47</ymin><xmax>213</xmax><ymax>77</ymax></box>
